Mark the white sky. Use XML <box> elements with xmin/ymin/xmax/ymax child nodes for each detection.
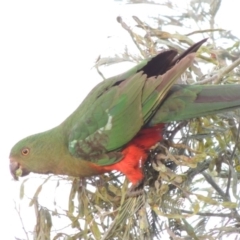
<box><xmin>1</xmin><ymin>0</ymin><xmax>240</xmax><ymax>239</ymax></box>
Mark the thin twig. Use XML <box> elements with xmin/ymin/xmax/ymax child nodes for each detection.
<box><xmin>214</xmin><ymin>57</ymin><xmax>240</xmax><ymax>84</ymax></box>
<box><xmin>14</xmin><ymin>201</ymin><xmax>30</xmax><ymax>240</ymax></box>
<box><xmin>202</xmin><ymin>172</ymin><xmax>240</xmax><ymax>223</ymax></box>
<box><xmin>117</xmin><ymin>16</ymin><xmax>146</xmax><ymax>58</ymax></box>
<box><xmin>179</xmin><ymin>209</ymin><xmax>232</xmax><ymax>217</ymax></box>
<box><xmin>193</xmin><ymin>75</ymin><xmax>218</xmax><ymax>85</ymax></box>
<box><xmin>201</xmin><ymin>172</ymin><xmax>229</xmax><ymax>201</ymax></box>
<box><xmin>186</xmin><ymin>28</ymin><xmax>225</xmax><ymax>36</ymax></box>
<box><xmin>226</xmin><ymin>118</ymin><xmax>240</xmax><ymax>196</ymax></box>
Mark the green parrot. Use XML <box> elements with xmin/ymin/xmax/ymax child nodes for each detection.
<box><xmin>9</xmin><ymin>38</ymin><xmax>240</xmax><ymax>185</ymax></box>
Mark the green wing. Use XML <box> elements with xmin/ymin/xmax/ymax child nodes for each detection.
<box><xmin>65</xmin><ymin>53</ymin><xmax>195</xmax><ymax>166</ymax></box>
<box><xmin>68</xmin><ymin>72</ymin><xmax>146</xmax><ymax>165</ymax></box>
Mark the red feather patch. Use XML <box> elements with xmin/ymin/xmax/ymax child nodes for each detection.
<box><xmin>103</xmin><ymin>124</ymin><xmax>165</xmax><ymax>184</ymax></box>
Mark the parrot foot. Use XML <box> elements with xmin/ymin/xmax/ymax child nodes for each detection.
<box><xmin>126</xmin><ymin>180</ymin><xmax>144</xmax><ymax>197</ymax></box>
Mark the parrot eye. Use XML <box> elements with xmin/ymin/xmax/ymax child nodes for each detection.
<box><xmin>21</xmin><ymin>148</ymin><xmax>30</xmax><ymax>156</ymax></box>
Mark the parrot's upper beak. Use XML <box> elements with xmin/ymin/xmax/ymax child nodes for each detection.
<box><xmin>9</xmin><ymin>159</ymin><xmax>29</xmax><ymax>180</ymax></box>
<box><xmin>9</xmin><ymin>160</ymin><xmax>20</xmax><ymax>180</ymax></box>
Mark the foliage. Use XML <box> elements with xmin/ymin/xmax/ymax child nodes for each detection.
<box><xmin>17</xmin><ymin>0</ymin><xmax>240</xmax><ymax>239</ymax></box>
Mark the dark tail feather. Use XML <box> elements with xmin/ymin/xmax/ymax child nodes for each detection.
<box><xmin>171</xmin><ymin>38</ymin><xmax>208</xmax><ymax>66</ymax></box>
<box><xmin>138</xmin><ymin>50</ymin><xmax>178</xmax><ymax>77</ymax></box>
<box><xmin>139</xmin><ymin>38</ymin><xmax>207</xmax><ymax>77</ymax></box>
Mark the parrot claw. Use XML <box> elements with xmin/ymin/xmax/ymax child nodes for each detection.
<box><xmin>126</xmin><ymin>180</ymin><xmax>144</xmax><ymax>197</ymax></box>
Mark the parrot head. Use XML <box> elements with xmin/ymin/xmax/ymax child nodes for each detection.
<box><xmin>9</xmin><ymin>131</ymin><xmax>56</xmax><ymax>180</ymax></box>
<box><xmin>10</xmin><ymin>136</ymin><xmax>36</xmax><ymax>180</ymax></box>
